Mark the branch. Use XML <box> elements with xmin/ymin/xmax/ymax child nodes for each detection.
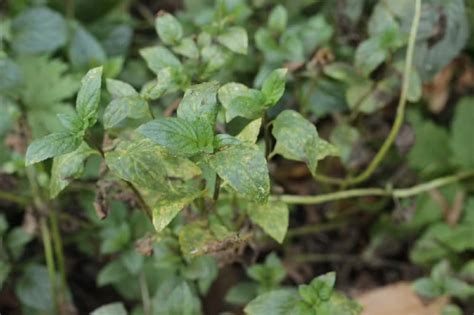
<box><xmin>270</xmin><ymin>171</ymin><xmax>474</xmax><ymax>205</ymax></box>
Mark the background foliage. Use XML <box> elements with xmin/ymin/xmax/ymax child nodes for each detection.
<box><xmin>0</xmin><ymin>0</ymin><xmax>474</xmax><ymax>314</ymax></box>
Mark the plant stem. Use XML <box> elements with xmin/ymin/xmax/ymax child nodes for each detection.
<box><xmin>213</xmin><ymin>175</ymin><xmax>221</xmax><ymax>201</ymax></box>
<box><xmin>270</xmin><ymin>171</ymin><xmax>474</xmax><ymax>205</ymax></box>
<box><xmin>287</xmin><ymin>220</ymin><xmax>347</xmax><ymax>237</ymax></box>
<box><xmin>314</xmin><ymin>0</ymin><xmax>422</xmax><ymax>187</ymax></box>
<box><xmin>49</xmin><ymin>208</ymin><xmax>67</xmax><ymax>294</ymax></box>
<box><xmin>262</xmin><ymin>112</ymin><xmax>272</xmax><ymax>159</ymax></box>
<box><xmin>40</xmin><ymin>218</ymin><xmax>59</xmax><ymax>315</ymax></box>
<box><xmin>0</xmin><ymin>190</ymin><xmax>29</xmax><ymax>206</ymax></box>
<box><xmin>140</xmin><ymin>270</ymin><xmax>152</xmax><ymax>315</ymax></box>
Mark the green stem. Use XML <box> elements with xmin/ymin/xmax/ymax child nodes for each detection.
<box><xmin>49</xmin><ymin>208</ymin><xmax>67</xmax><ymax>294</ymax></box>
<box><xmin>140</xmin><ymin>270</ymin><xmax>152</xmax><ymax>315</ymax></box>
<box><xmin>40</xmin><ymin>218</ymin><xmax>59</xmax><ymax>315</ymax></box>
<box><xmin>287</xmin><ymin>221</ymin><xmax>346</xmax><ymax>237</ymax></box>
<box><xmin>0</xmin><ymin>190</ymin><xmax>29</xmax><ymax>206</ymax></box>
<box><xmin>270</xmin><ymin>171</ymin><xmax>474</xmax><ymax>205</ymax></box>
<box><xmin>262</xmin><ymin>112</ymin><xmax>272</xmax><ymax>159</ymax></box>
<box><xmin>315</xmin><ymin>0</ymin><xmax>422</xmax><ymax>187</ymax></box>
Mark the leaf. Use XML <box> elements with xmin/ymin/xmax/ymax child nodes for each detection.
<box><xmin>155</xmin><ymin>12</ymin><xmax>183</xmax><ymax>45</ymax></box>
<box><xmin>217</xmin><ymin>26</ymin><xmax>248</xmax><ymax>54</ymax></box>
<box><xmin>218</xmin><ymin>83</ymin><xmax>267</xmax><ymax>121</ymax></box>
<box><xmin>57</xmin><ymin>111</ymin><xmax>83</xmax><ymax>132</ymax></box>
<box><xmin>451</xmin><ymin>98</ymin><xmax>474</xmax><ymax>169</ymax></box>
<box><xmin>354</xmin><ymin>37</ymin><xmax>387</xmax><ymax>76</ymax></box>
<box><xmin>18</xmin><ymin>55</ymin><xmax>79</xmax><ymax>109</ymax></box>
<box><xmin>91</xmin><ymin>303</ymin><xmax>127</xmax><ymax>315</ymax></box>
<box><xmin>268</xmin><ymin>5</ymin><xmax>288</xmax><ymax>33</ymax></box>
<box><xmin>97</xmin><ymin>260</ymin><xmax>128</xmax><ymax>286</ymax></box>
<box><xmin>247</xmin><ymin>253</ymin><xmax>286</xmax><ymax>290</ymax></box>
<box><xmin>408</xmin><ymin>116</ymin><xmax>451</xmax><ymax>175</ymax></box>
<box><xmin>6</xmin><ymin>227</ymin><xmax>33</xmax><ymax>260</ymax></box>
<box><xmin>201</xmin><ymin>44</ymin><xmax>232</xmax><ymax>77</ymax></box>
<box><xmin>105</xmin><ymin>138</ymin><xmax>201</xmax><ymax>191</ymax></box>
<box><xmin>68</xmin><ymin>23</ymin><xmax>106</xmax><ymax>69</ymax></box>
<box><xmin>237</xmin><ymin>119</ymin><xmax>262</xmax><ymax>144</ymax></box>
<box><xmin>261</xmin><ymin>68</ymin><xmax>287</xmax><ymax>106</ymax></box>
<box><xmin>25</xmin><ymin>132</ymin><xmax>82</xmax><ymax>166</ymax></box>
<box><xmin>11</xmin><ymin>7</ymin><xmax>67</xmax><ymax>54</ymax></box>
<box><xmin>299</xmin><ymin>272</ymin><xmax>336</xmax><ymax>305</ymax></box>
<box><xmin>76</xmin><ymin>67</ymin><xmax>103</xmax><ymax>125</ymax></box>
<box><xmin>103</xmin><ymin>95</ymin><xmax>149</xmax><ymax>129</ymax></box>
<box><xmin>173</xmin><ymin>37</ymin><xmax>199</xmax><ymax>59</ymax></box>
<box><xmin>248</xmin><ymin>202</ymin><xmax>289</xmax><ymax>243</ymax></box>
<box><xmin>49</xmin><ymin>143</ymin><xmax>95</xmax><ymax>198</ymax></box>
<box><xmin>226</xmin><ymin>282</ymin><xmax>259</xmax><ymax>305</ymax></box>
<box><xmin>0</xmin><ymin>260</ymin><xmax>11</xmax><ymax>290</ymax></box>
<box><xmin>165</xmin><ymin>281</ymin><xmax>201</xmax><ymax>315</ymax></box>
<box><xmin>178</xmin><ymin>220</ymin><xmax>217</xmax><ymax>260</ymax></box>
<box><xmin>137</xmin><ymin>117</ymin><xmax>214</xmax><ymax>157</ymax></box>
<box><xmin>150</xmin><ymin>185</ymin><xmax>202</xmax><ymax>232</ymax></box>
<box><xmin>209</xmin><ymin>144</ymin><xmax>269</xmax><ymax>203</ymax></box>
<box><xmin>177</xmin><ymin>81</ymin><xmax>219</xmax><ymax>125</ymax></box>
<box><xmin>412</xmin><ymin>278</ymin><xmax>443</xmax><ymax>299</ymax></box>
<box><xmin>15</xmin><ymin>265</ymin><xmax>54</xmax><ymax>311</ymax></box>
<box><xmin>106</xmin><ymin>78</ymin><xmax>138</xmax><ymax>98</ymax></box>
<box><xmin>244</xmin><ymin>289</ymin><xmax>300</xmax><ymax>315</ymax></box>
<box><xmin>0</xmin><ymin>57</ymin><xmax>22</xmax><ymax>95</ymax></box>
<box><xmin>121</xmin><ymin>250</ymin><xmax>144</xmax><ymax>275</ymax></box>
<box><xmin>330</xmin><ymin>123</ymin><xmax>360</xmax><ymax>167</ymax></box>
<box><xmin>140</xmin><ymin>46</ymin><xmax>181</xmax><ymax>74</ymax></box>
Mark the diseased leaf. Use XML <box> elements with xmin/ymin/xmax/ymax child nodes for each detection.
<box><xmin>11</xmin><ymin>7</ymin><xmax>67</xmax><ymax>54</ymax></box>
<box><xmin>25</xmin><ymin>132</ymin><xmax>82</xmax><ymax>166</ymax></box>
<box><xmin>76</xmin><ymin>67</ymin><xmax>103</xmax><ymax>125</ymax></box>
<box><xmin>155</xmin><ymin>12</ymin><xmax>183</xmax><ymax>45</ymax></box>
<box><xmin>150</xmin><ymin>184</ymin><xmax>202</xmax><ymax>232</ymax></box>
<box><xmin>177</xmin><ymin>81</ymin><xmax>219</xmax><ymax>124</ymax></box>
<box><xmin>217</xmin><ymin>26</ymin><xmax>248</xmax><ymax>54</ymax></box>
<box><xmin>137</xmin><ymin>117</ymin><xmax>214</xmax><ymax>156</ymax></box>
<box><xmin>57</xmin><ymin>111</ymin><xmax>83</xmax><ymax>132</ymax></box>
<box><xmin>173</xmin><ymin>37</ymin><xmax>199</xmax><ymax>59</ymax></box>
<box><xmin>105</xmin><ymin>138</ymin><xmax>201</xmax><ymax>191</ymax></box>
<box><xmin>261</xmin><ymin>68</ymin><xmax>287</xmax><ymax>106</ymax></box>
<box><xmin>248</xmin><ymin>202</ymin><xmax>289</xmax><ymax>243</ymax></box>
<box><xmin>209</xmin><ymin>144</ymin><xmax>269</xmax><ymax>203</ymax></box>
<box><xmin>237</xmin><ymin>119</ymin><xmax>262</xmax><ymax>144</ymax></box>
<box><xmin>49</xmin><ymin>143</ymin><xmax>96</xmax><ymax>198</ymax></box>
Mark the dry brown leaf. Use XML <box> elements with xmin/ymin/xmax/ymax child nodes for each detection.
<box><xmin>423</xmin><ymin>62</ymin><xmax>455</xmax><ymax>113</ymax></box>
<box><xmin>357</xmin><ymin>282</ymin><xmax>447</xmax><ymax>315</ymax></box>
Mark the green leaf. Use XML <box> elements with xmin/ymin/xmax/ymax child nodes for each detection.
<box><xmin>165</xmin><ymin>281</ymin><xmax>201</xmax><ymax>315</ymax></box>
<box><xmin>15</xmin><ymin>265</ymin><xmax>54</xmax><ymax>312</ymax></box>
<box><xmin>330</xmin><ymin>123</ymin><xmax>360</xmax><ymax>167</ymax></box>
<box><xmin>76</xmin><ymin>66</ymin><xmax>103</xmax><ymax>125</ymax></box>
<box><xmin>183</xmin><ymin>256</ymin><xmax>219</xmax><ymax>294</ymax></box>
<box><xmin>201</xmin><ymin>44</ymin><xmax>232</xmax><ymax>77</ymax></box>
<box><xmin>244</xmin><ymin>289</ymin><xmax>300</xmax><ymax>315</ymax></box>
<box><xmin>408</xmin><ymin>116</ymin><xmax>451</xmax><ymax>175</ymax></box>
<box><xmin>140</xmin><ymin>46</ymin><xmax>181</xmax><ymax>74</ymax></box>
<box><xmin>137</xmin><ymin>118</ymin><xmax>214</xmax><ymax>157</ymax></box>
<box><xmin>49</xmin><ymin>143</ymin><xmax>95</xmax><ymax>198</ymax></box>
<box><xmin>177</xmin><ymin>81</ymin><xmax>219</xmax><ymax>125</ymax></box>
<box><xmin>173</xmin><ymin>37</ymin><xmax>199</xmax><ymax>59</ymax></box>
<box><xmin>354</xmin><ymin>37</ymin><xmax>387</xmax><ymax>76</ymax></box>
<box><xmin>57</xmin><ymin>111</ymin><xmax>83</xmax><ymax>132</ymax></box>
<box><xmin>217</xmin><ymin>26</ymin><xmax>248</xmax><ymax>54</ymax></box>
<box><xmin>178</xmin><ymin>220</ymin><xmax>217</xmax><ymax>260</ymax></box>
<box><xmin>413</xmin><ymin>278</ymin><xmax>443</xmax><ymax>298</ymax></box>
<box><xmin>299</xmin><ymin>272</ymin><xmax>336</xmax><ymax>305</ymax></box>
<box><xmin>209</xmin><ymin>144</ymin><xmax>269</xmax><ymax>203</ymax></box>
<box><xmin>261</xmin><ymin>68</ymin><xmax>287</xmax><ymax>106</ymax></box>
<box><xmin>68</xmin><ymin>23</ymin><xmax>106</xmax><ymax>69</ymax></box>
<box><xmin>103</xmin><ymin>96</ymin><xmax>149</xmax><ymax>129</ymax></box>
<box><xmin>91</xmin><ymin>303</ymin><xmax>127</xmax><ymax>315</ymax></box>
<box><xmin>247</xmin><ymin>253</ymin><xmax>286</xmax><ymax>290</ymax></box>
<box><xmin>106</xmin><ymin>78</ymin><xmax>138</xmax><ymax>98</ymax></box>
<box><xmin>155</xmin><ymin>12</ymin><xmax>183</xmax><ymax>45</ymax></box>
<box><xmin>226</xmin><ymin>282</ymin><xmax>259</xmax><ymax>305</ymax></box>
<box><xmin>105</xmin><ymin>138</ymin><xmax>201</xmax><ymax>191</ymax></box>
<box><xmin>6</xmin><ymin>227</ymin><xmax>33</xmax><ymax>260</ymax></box>
<box><xmin>248</xmin><ymin>202</ymin><xmax>289</xmax><ymax>243</ymax></box>
<box><xmin>25</xmin><ymin>132</ymin><xmax>82</xmax><ymax>166</ymax></box>
<box><xmin>268</xmin><ymin>5</ymin><xmax>288</xmax><ymax>33</ymax></box>
<box><xmin>97</xmin><ymin>260</ymin><xmax>128</xmax><ymax>286</ymax></box>
<box><xmin>0</xmin><ymin>260</ymin><xmax>11</xmax><ymax>290</ymax></box>
<box><xmin>121</xmin><ymin>250</ymin><xmax>144</xmax><ymax>275</ymax></box>
<box><xmin>11</xmin><ymin>7</ymin><xmax>67</xmax><ymax>54</ymax></box>
<box><xmin>451</xmin><ymin>98</ymin><xmax>474</xmax><ymax>169</ymax></box>
<box><xmin>0</xmin><ymin>57</ymin><xmax>22</xmax><ymax>95</ymax></box>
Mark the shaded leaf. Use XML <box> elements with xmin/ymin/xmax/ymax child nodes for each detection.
<box><xmin>248</xmin><ymin>202</ymin><xmax>289</xmax><ymax>243</ymax></box>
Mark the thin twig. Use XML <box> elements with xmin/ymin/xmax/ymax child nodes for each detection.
<box><xmin>270</xmin><ymin>171</ymin><xmax>474</xmax><ymax>205</ymax></box>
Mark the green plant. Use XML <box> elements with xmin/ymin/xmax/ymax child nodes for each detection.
<box><xmin>1</xmin><ymin>0</ymin><xmax>474</xmax><ymax>314</ymax></box>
